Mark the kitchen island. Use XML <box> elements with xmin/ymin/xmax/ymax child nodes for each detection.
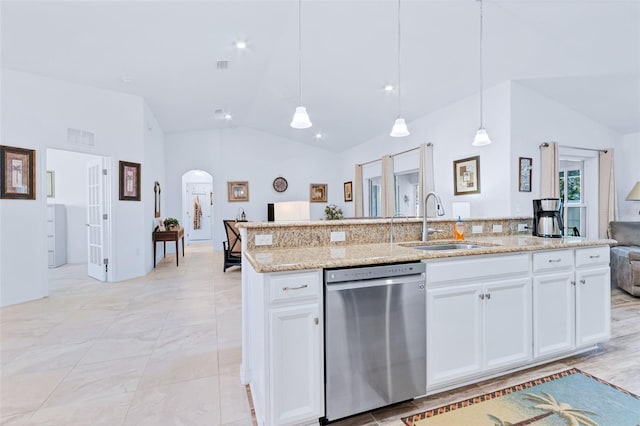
<box><xmin>238</xmin><ymin>219</ymin><xmax>614</xmax><ymax>426</ymax></box>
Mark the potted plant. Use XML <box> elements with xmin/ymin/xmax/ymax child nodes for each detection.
<box><xmin>324</xmin><ymin>204</ymin><xmax>343</xmax><ymax>220</ymax></box>
<box><xmin>163</xmin><ymin>217</ymin><xmax>179</xmax><ymax>230</ymax></box>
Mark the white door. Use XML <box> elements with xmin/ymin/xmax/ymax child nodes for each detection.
<box><xmin>87</xmin><ymin>158</ymin><xmax>108</xmax><ymax>281</ymax></box>
<box><xmin>427</xmin><ymin>283</ymin><xmax>483</xmax><ymax>388</ymax></box>
<box><xmin>575</xmin><ymin>267</ymin><xmax>611</xmax><ymax>347</ymax></box>
<box><xmin>186</xmin><ymin>182</ymin><xmax>212</xmax><ymax>241</ymax></box>
<box><xmin>483</xmin><ymin>277</ymin><xmax>532</xmax><ymax>371</ymax></box>
<box><xmin>533</xmin><ymin>271</ymin><xmax>576</xmax><ymax>358</ymax></box>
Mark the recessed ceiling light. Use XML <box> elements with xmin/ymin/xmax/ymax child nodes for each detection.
<box><xmin>314</xmin><ymin>133</ymin><xmax>323</xmax><ymax>140</ymax></box>
<box><xmin>383</xmin><ymin>84</ymin><xmax>394</xmax><ymax>92</ymax></box>
<box><xmin>224</xmin><ymin>113</ymin><xmax>233</xmax><ymax>121</ymax></box>
<box><xmin>120</xmin><ymin>76</ymin><xmax>134</xmax><ymax>84</ymax></box>
<box><xmin>235</xmin><ymin>40</ymin><xmax>248</xmax><ymax>50</ymax></box>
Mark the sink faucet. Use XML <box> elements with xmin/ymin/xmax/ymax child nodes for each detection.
<box><xmin>390</xmin><ymin>213</ymin><xmax>407</xmax><ymax>244</ymax></box>
<box><xmin>422</xmin><ymin>192</ymin><xmax>445</xmax><ymax>241</ymax></box>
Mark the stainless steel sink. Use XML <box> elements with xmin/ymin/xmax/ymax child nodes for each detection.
<box><xmin>411</xmin><ymin>243</ymin><xmax>487</xmax><ymax>251</ymax></box>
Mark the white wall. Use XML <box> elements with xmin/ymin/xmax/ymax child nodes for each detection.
<box><xmin>46</xmin><ymin>149</ymin><xmax>104</xmax><ymax>263</ymax></box>
<box><xmin>0</xmin><ymin>70</ymin><xmax>158</xmax><ymax>306</ymax></box>
<box><xmin>165</xmin><ymin>127</ymin><xmax>341</xmax><ymax>249</ymax></box>
<box><xmin>616</xmin><ymin>132</ymin><xmax>640</xmax><ymax>220</ymax></box>
<box><xmin>341</xmin><ymin>82</ymin><xmax>513</xmax><ymax>219</ymax></box>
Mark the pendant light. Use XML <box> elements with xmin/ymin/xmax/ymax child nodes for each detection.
<box><xmin>472</xmin><ymin>0</ymin><xmax>492</xmax><ymax>146</ymax></box>
<box><xmin>390</xmin><ymin>0</ymin><xmax>409</xmax><ymax>137</ymax></box>
<box><xmin>290</xmin><ymin>0</ymin><xmax>312</xmax><ymax>129</ymax></box>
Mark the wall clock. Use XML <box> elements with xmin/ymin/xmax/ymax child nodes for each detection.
<box><xmin>273</xmin><ymin>177</ymin><xmax>288</xmax><ymax>193</ymax></box>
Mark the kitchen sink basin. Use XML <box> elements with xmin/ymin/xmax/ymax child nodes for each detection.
<box><xmin>411</xmin><ymin>243</ymin><xmax>488</xmax><ymax>251</ymax></box>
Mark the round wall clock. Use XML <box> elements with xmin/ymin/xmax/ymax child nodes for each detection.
<box><xmin>273</xmin><ymin>177</ymin><xmax>288</xmax><ymax>193</ymax></box>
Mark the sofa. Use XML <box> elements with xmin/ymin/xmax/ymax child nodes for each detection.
<box><xmin>609</xmin><ymin>221</ymin><xmax>640</xmax><ymax>296</ymax></box>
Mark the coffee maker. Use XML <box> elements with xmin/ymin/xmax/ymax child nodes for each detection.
<box><xmin>532</xmin><ymin>198</ymin><xmax>563</xmax><ymax>238</ymax></box>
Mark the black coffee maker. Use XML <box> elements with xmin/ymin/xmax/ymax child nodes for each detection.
<box><xmin>532</xmin><ymin>198</ymin><xmax>563</xmax><ymax>238</ymax></box>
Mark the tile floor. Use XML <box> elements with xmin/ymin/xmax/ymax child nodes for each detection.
<box><xmin>1</xmin><ymin>243</ymin><xmax>638</xmax><ymax>425</ymax></box>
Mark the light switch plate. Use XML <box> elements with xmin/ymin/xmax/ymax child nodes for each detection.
<box><xmin>255</xmin><ymin>234</ymin><xmax>273</xmax><ymax>246</ymax></box>
<box><xmin>472</xmin><ymin>225</ymin><xmax>483</xmax><ymax>234</ymax></box>
<box><xmin>330</xmin><ymin>231</ymin><xmax>346</xmax><ymax>242</ymax></box>
<box><xmin>492</xmin><ymin>224</ymin><xmax>503</xmax><ymax>233</ymax></box>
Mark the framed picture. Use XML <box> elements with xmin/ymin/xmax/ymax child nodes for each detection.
<box><xmin>344</xmin><ymin>181</ymin><xmax>353</xmax><ymax>202</ymax></box>
<box><xmin>119</xmin><ymin>160</ymin><xmax>141</xmax><ymax>201</ymax></box>
<box><xmin>154</xmin><ymin>181</ymin><xmax>161</xmax><ymax>217</ymax></box>
<box><xmin>310</xmin><ymin>183</ymin><xmax>327</xmax><ymax>203</ymax></box>
<box><xmin>46</xmin><ymin>170</ymin><xmax>55</xmax><ymax>198</ymax></box>
<box><xmin>453</xmin><ymin>155</ymin><xmax>481</xmax><ymax>195</ymax></box>
<box><xmin>0</xmin><ymin>145</ymin><xmax>36</xmax><ymax>200</ymax></box>
<box><xmin>519</xmin><ymin>157</ymin><xmax>532</xmax><ymax>192</ymax></box>
<box><xmin>227</xmin><ymin>181</ymin><xmax>249</xmax><ymax>202</ymax></box>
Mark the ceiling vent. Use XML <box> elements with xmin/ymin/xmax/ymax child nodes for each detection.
<box><xmin>216</xmin><ymin>60</ymin><xmax>229</xmax><ymax>70</ymax></box>
<box><xmin>214</xmin><ymin>108</ymin><xmax>224</xmax><ymax>118</ymax></box>
<box><xmin>67</xmin><ymin>128</ymin><xmax>95</xmax><ymax>146</ymax></box>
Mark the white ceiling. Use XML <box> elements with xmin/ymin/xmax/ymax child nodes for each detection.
<box><xmin>2</xmin><ymin>0</ymin><xmax>639</xmax><ymax>151</ymax></box>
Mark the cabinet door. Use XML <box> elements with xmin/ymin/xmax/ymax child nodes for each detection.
<box><xmin>427</xmin><ymin>284</ymin><xmax>483</xmax><ymax>388</ymax></box>
<box><xmin>483</xmin><ymin>277</ymin><xmax>532</xmax><ymax>371</ymax></box>
<box><xmin>533</xmin><ymin>271</ymin><xmax>575</xmax><ymax>358</ymax></box>
<box><xmin>576</xmin><ymin>267</ymin><xmax>611</xmax><ymax>347</ymax></box>
<box><xmin>269</xmin><ymin>304</ymin><xmax>323</xmax><ymax>426</ymax></box>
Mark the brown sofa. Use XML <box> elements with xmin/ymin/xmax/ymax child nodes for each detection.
<box><xmin>609</xmin><ymin>221</ymin><xmax>640</xmax><ymax>296</ymax></box>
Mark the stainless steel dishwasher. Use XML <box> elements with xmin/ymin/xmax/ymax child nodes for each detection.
<box><xmin>324</xmin><ymin>262</ymin><xmax>426</xmax><ymax>422</ymax></box>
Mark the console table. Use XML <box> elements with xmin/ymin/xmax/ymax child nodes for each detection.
<box><xmin>153</xmin><ymin>226</ymin><xmax>185</xmax><ymax>267</ymax></box>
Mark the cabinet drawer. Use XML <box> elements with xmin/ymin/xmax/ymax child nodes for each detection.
<box><xmin>427</xmin><ymin>254</ymin><xmax>529</xmax><ymax>284</ymax></box>
<box><xmin>533</xmin><ymin>250</ymin><xmax>573</xmax><ymax>272</ymax></box>
<box><xmin>575</xmin><ymin>246</ymin><xmax>609</xmax><ymax>268</ymax></box>
<box><xmin>269</xmin><ymin>271</ymin><xmax>320</xmax><ymax>304</ymax></box>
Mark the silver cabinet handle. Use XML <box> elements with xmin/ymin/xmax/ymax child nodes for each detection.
<box><xmin>580</xmin><ymin>279</ymin><xmax>586</xmax><ymax>285</ymax></box>
<box><xmin>314</xmin><ymin>317</ymin><xmax>319</xmax><ymax>325</ymax></box>
<box><xmin>589</xmin><ymin>255</ymin><xmax>600</xmax><ymax>259</ymax></box>
<box><xmin>571</xmin><ymin>281</ymin><xmax>576</xmax><ymax>286</ymax></box>
<box><xmin>282</xmin><ymin>284</ymin><xmax>308</xmax><ymax>291</ymax></box>
<box><xmin>485</xmin><ymin>293</ymin><xmax>491</xmax><ymax>299</ymax></box>
<box><xmin>479</xmin><ymin>294</ymin><xmax>485</xmax><ymax>300</ymax></box>
<box><xmin>548</xmin><ymin>259</ymin><xmax>562</xmax><ymax>263</ymax></box>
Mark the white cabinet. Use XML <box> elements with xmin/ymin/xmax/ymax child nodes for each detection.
<box><xmin>47</xmin><ymin>204</ymin><xmax>67</xmax><ymax>268</ymax></box>
<box><xmin>426</xmin><ymin>254</ymin><xmax>531</xmax><ymax>389</ymax></box>
<box><xmin>532</xmin><ymin>246</ymin><xmax>610</xmax><ymax>359</ymax></box>
<box><xmin>245</xmin><ymin>267</ymin><xmax>324</xmax><ymax>426</ymax></box>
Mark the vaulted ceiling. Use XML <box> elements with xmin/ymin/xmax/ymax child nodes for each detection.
<box><xmin>2</xmin><ymin>1</ymin><xmax>639</xmax><ymax>151</ymax></box>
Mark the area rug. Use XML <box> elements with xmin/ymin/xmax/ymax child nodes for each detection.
<box><xmin>402</xmin><ymin>368</ymin><xmax>640</xmax><ymax>426</ymax></box>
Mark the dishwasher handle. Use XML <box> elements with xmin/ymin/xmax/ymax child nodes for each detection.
<box><xmin>325</xmin><ymin>274</ymin><xmax>425</xmax><ymax>292</ymax></box>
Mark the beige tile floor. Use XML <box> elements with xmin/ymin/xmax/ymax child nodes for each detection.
<box><xmin>1</xmin><ymin>243</ymin><xmax>638</xmax><ymax>426</ymax></box>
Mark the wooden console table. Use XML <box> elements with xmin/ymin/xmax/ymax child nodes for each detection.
<box><xmin>153</xmin><ymin>226</ymin><xmax>185</xmax><ymax>267</ymax></box>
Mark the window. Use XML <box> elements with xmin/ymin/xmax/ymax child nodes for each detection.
<box><xmin>394</xmin><ymin>171</ymin><xmax>419</xmax><ymax>216</ymax></box>
<box><xmin>559</xmin><ymin>160</ymin><xmax>586</xmax><ymax>236</ymax></box>
<box><xmin>368</xmin><ymin>177</ymin><xmax>381</xmax><ymax>217</ymax></box>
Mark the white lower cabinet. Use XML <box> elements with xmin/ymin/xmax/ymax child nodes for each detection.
<box><xmin>575</xmin><ymin>267</ymin><xmax>610</xmax><ymax>347</ymax></box>
<box><xmin>533</xmin><ymin>271</ymin><xmax>575</xmax><ymax>358</ymax></box>
<box><xmin>426</xmin><ymin>254</ymin><xmax>531</xmax><ymax>390</ymax></box>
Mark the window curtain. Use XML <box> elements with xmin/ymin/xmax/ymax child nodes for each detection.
<box><xmin>354</xmin><ymin>164</ymin><xmax>363</xmax><ymax>217</ymax></box>
<box><xmin>540</xmin><ymin>142</ymin><xmax>559</xmax><ymax>198</ymax></box>
<box><xmin>381</xmin><ymin>155</ymin><xmax>395</xmax><ymax>217</ymax></box>
<box><xmin>418</xmin><ymin>143</ymin><xmax>435</xmax><ymax>217</ymax></box>
<box><xmin>599</xmin><ymin>149</ymin><xmax>617</xmax><ymax>238</ymax></box>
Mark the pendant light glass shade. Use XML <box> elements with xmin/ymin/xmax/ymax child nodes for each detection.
<box><xmin>290</xmin><ymin>106</ymin><xmax>312</xmax><ymax>129</ymax></box>
<box><xmin>390</xmin><ymin>118</ymin><xmax>410</xmax><ymax>137</ymax></box>
<box><xmin>472</xmin><ymin>127</ymin><xmax>492</xmax><ymax>146</ymax></box>
<box><xmin>290</xmin><ymin>0</ymin><xmax>311</xmax><ymax>129</ymax></box>
<box><xmin>390</xmin><ymin>0</ymin><xmax>409</xmax><ymax>138</ymax></box>
<box><xmin>473</xmin><ymin>0</ymin><xmax>491</xmax><ymax>146</ymax></box>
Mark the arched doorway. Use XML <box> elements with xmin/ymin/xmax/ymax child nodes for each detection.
<box><xmin>181</xmin><ymin>170</ymin><xmax>213</xmax><ymax>244</ymax></box>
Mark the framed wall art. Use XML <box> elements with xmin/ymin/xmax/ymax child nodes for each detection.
<box><xmin>453</xmin><ymin>155</ymin><xmax>481</xmax><ymax>195</ymax></box>
<box><xmin>154</xmin><ymin>181</ymin><xmax>161</xmax><ymax>217</ymax></box>
<box><xmin>518</xmin><ymin>157</ymin><xmax>532</xmax><ymax>192</ymax></box>
<box><xmin>0</xmin><ymin>145</ymin><xmax>36</xmax><ymax>200</ymax></box>
<box><xmin>344</xmin><ymin>181</ymin><xmax>353</xmax><ymax>202</ymax></box>
<box><xmin>119</xmin><ymin>160</ymin><xmax>141</xmax><ymax>201</ymax></box>
<box><xmin>227</xmin><ymin>181</ymin><xmax>249</xmax><ymax>202</ymax></box>
<box><xmin>310</xmin><ymin>183</ymin><xmax>327</xmax><ymax>203</ymax></box>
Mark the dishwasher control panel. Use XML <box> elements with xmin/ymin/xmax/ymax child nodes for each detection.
<box><xmin>325</xmin><ymin>262</ymin><xmax>425</xmax><ymax>283</ymax></box>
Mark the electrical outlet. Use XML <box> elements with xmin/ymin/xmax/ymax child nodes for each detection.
<box><xmin>518</xmin><ymin>223</ymin><xmax>528</xmax><ymax>232</ymax></box>
<box><xmin>492</xmin><ymin>224</ymin><xmax>503</xmax><ymax>233</ymax></box>
<box><xmin>330</xmin><ymin>231</ymin><xmax>346</xmax><ymax>242</ymax></box>
<box><xmin>472</xmin><ymin>225</ymin><xmax>483</xmax><ymax>234</ymax></box>
<box><xmin>255</xmin><ymin>234</ymin><xmax>273</xmax><ymax>246</ymax></box>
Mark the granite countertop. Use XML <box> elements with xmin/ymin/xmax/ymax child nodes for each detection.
<box><xmin>244</xmin><ymin>236</ymin><xmax>615</xmax><ymax>273</ymax></box>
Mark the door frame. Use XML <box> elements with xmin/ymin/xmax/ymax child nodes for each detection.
<box><xmin>181</xmin><ymin>169</ymin><xmax>214</xmax><ymax>246</ymax></box>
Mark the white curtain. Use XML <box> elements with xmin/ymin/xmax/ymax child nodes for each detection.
<box><xmin>540</xmin><ymin>142</ymin><xmax>560</xmax><ymax>198</ymax></box>
<box><xmin>599</xmin><ymin>149</ymin><xmax>617</xmax><ymax>238</ymax></box>
<box><xmin>354</xmin><ymin>164</ymin><xmax>363</xmax><ymax>217</ymax></box>
<box><xmin>418</xmin><ymin>143</ymin><xmax>435</xmax><ymax>217</ymax></box>
<box><xmin>381</xmin><ymin>155</ymin><xmax>395</xmax><ymax>217</ymax></box>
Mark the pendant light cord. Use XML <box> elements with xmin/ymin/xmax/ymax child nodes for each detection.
<box><xmin>479</xmin><ymin>0</ymin><xmax>484</xmax><ymax>127</ymax></box>
<box><xmin>397</xmin><ymin>0</ymin><xmax>402</xmax><ymax>117</ymax></box>
<box><xmin>298</xmin><ymin>0</ymin><xmax>302</xmax><ymax>106</ymax></box>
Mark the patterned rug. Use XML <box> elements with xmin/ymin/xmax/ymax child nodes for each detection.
<box><xmin>402</xmin><ymin>368</ymin><xmax>640</xmax><ymax>426</ymax></box>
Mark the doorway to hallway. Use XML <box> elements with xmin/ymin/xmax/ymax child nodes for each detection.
<box><xmin>182</xmin><ymin>170</ymin><xmax>213</xmax><ymax>244</ymax></box>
